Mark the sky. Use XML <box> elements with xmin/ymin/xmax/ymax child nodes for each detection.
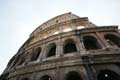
<box><xmin>0</xmin><ymin>0</ymin><xmax>120</xmax><ymax>75</ymax></box>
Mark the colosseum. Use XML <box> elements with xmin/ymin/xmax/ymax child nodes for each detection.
<box><xmin>1</xmin><ymin>12</ymin><xmax>120</xmax><ymax>80</ymax></box>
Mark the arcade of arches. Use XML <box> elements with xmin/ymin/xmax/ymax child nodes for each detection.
<box><xmin>3</xmin><ymin>34</ymin><xmax>120</xmax><ymax>80</ymax></box>
<box><xmin>1</xmin><ymin>13</ymin><xmax>120</xmax><ymax>80</ymax></box>
<box><xmin>7</xmin><ymin>34</ymin><xmax>120</xmax><ymax>69</ymax></box>
<box><xmin>20</xmin><ymin>70</ymin><xmax>120</xmax><ymax>80</ymax></box>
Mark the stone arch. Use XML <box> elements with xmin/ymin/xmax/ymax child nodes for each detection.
<box><xmin>104</xmin><ymin>34</ymin><xmax>120</xmax><ymax>48</ymax></box>
<box><xmin>30</xmin><ymin>47</ymin><xmax>41</xmax><ymax>61</ymax></box>
<box><xmin>83</xmin><ymin>35</ymin><xmax>101</xmax><ymax>50</ymax></box>
<box><xmin>11</xmin><ymin>54</ymin><xmax>22</xmax><ymax>67</ymax></box>
<box><xmin>63</xmin><ymin>39</ymin><xmax>77</xmax><ymax>54</ymax></box>
<box><xmin>40</xmin><ymin>75</ymin><xmax>53</xmax><ymax>80</ymax></box>
<box><xmin>46</xmin><ymin>43</ymin><xmax>56</xmax><ymax>57</ymax></box>
<box><xmin>97</xmin><ymin>69</ymin><xmax>120</xmax><ymax>80</ymax></box>
<box><xmin>17</xmin><ymin>54</ymin><xmax>26</xmax><ymax>65</ymax></box>
<box><xmin>17</xmin><ymin>52</ymin><xmax>28</xmax><ymax>66</ymax></box>
<box><xmin>65</xmin><ymin>71</ymin><xmax>82</xmax><ymax>80</ymax></box>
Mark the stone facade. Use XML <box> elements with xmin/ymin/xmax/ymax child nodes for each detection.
<box><xmin>1</xmin><ymin>12</ymin><xmax>120</xmax><ymax>80</ymax></box>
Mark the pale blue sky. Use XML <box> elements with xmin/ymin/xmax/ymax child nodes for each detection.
<box><xmin>0</xmin><ymin>0</ymin><xmax>120</xmax><ymax>75</ymax></box>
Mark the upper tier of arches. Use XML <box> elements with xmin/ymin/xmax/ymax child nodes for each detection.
<box><xmin>30</xmin><ymin>12</ymin><xmax>96</xmax><ymax>43</ymax></box>
<box><xmin>7</xmin><ymin>29</ymin><xmax>120</xmax><ymax>69</ymax></box>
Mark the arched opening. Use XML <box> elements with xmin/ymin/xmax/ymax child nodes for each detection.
<box><xmin>21</xmin><ymin>78</ymin><xmax>29</xmax><ymax>80</ymax></box>
<box><xmin>83</xmin><ymin>36</ymin><xmax>101</xmax><ymax>50</ymax></box>
<box><xmin>30</xmin><ymin>47</ymin><xmax>41</xmax><ymax>61</ymax></box>
<box><xmin>17</xmin><ymin>54</ymin><xmax>26</xmax><ymax>65</ymax></box>
<box><xmin>97</xmin><ymin>69</ymin><xmax>120</xmax><ymax>80</ymax></box>
<box><xmin>47</xmin><ymin>43</ymin><xmax>56</xmax><ymax>57</ymax></box>
<box><xmin>10</xmin><ymin>54</ymin><xmax>22</xmax><ymax>67</ymax></box>
<box><xmin>17</xmin><ymin>52</ymin><xmax>28</xmax><ymax>66</ymax></box>
<box><xmin>40</xmin><ymin>75</ymin><xmax>52</xmax><ymax>80</ymax></box>
<box><xmin>65</xmin><ymin>71</ymin><xmax>82</xmax><ymax>80</ymax></box>
<box><xmin>64</xmin><ymin>39</ymin><xmax>77</xmax><ymax>54</ymax></box>
<box><xmin>104</xmin><ymin>34</ymin><xmax>120</xmax><ymax>48</ymax></box>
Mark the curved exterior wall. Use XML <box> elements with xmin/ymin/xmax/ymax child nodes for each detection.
<box><xmin>1</xmin><ymin>12</ymin><xmax>120</xmax><ymax>80</ymax></box>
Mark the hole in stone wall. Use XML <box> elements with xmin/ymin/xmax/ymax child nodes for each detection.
<box><xmin>47</xmin><ymin>43</ymin><xmax>56</xmax><ymax>57</ymax></box>
<box><xmin>56</xmin><ymin>20</ymin><xmax>58</xmax><ymax>23</ymax></box>
<box><xmin>21</xmin><ymin>78</ymin><xmax>29</xmax><ymax>80</ymax></box>
<box><xmin>64</xmin><ymin>39</ymin><xmax>77</xmax><ymax>54</ymax></box>
<box><xmin>65</xmin><ymin>71</ymin><xmax>82</xmax><ymax>80</ymax></box>
<box><xmin>105</xmin><ymin>34</ymin><xmax>120</xmax><ymax>48</ymax></box>
<box><xmin>97</xmin><ymin>69</ymin><xmax>120</xmax><ymax>80</ymax></box>
<box><xmin>30</xmin><ymin>47</ymin><xmax>41</xmax><ymax>61</ymax></box>
<box><xmin>83</xmin><ymin>36</ymin><xmax>101</xmax><ymax>50</ymax></box>
<box><xmin>10</xmin><ymin>54</ymin><xmax>22</xmax><ymax>67</ymax></box>
<box><xmin>63</xmin><ymin>28</ymin><xmax>72</xmax><ymax>32</ymax></box>
<box><xmin>17</xmin><ymin>54</ymin><xmax>26</xmax><ymax>65</ymax></box>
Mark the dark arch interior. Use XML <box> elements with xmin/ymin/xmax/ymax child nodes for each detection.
<box><xmin>64</xmin><ymin>39</ymin><xmax>77</xmax><ymax>54</ymax></box>
<box><xmin>17</xmin><ymin>54</ymin><xmax>26</xmax><ymax>65</ymax></box>
<box><xmin>105</xmin><ymin>34</ymin><xmax>120</xmax><ymax>47</ymax></box>
<box><xmin>10</xmin><ymin>54</ymin><xmax>22</xmax><ymax>67</ymax></box>
<box><xmin>40</xmin><ymin>75</ymin><xmax>52</xmax><ymax>80</ymax></box>
<box><xmin>65</xmin><ymin>71</ymin><xmax>82</xmax><ymax>80</ymax></box>
<box><xmin>17</xmin><ymin>52</ymin><xmax>28</xmax><ymax>66</ymax></box>
<box><xmin>21</xmin><ymin>78</ymin><xmax>29</xmax><ymax>80</ymax></box>
<box><xmin>97</xmin><ymin>69</ymin><xmax>120</xmax><ymax>80</ymax></box>
<box><xmin>83</xmin><ymin>36</ymin><xmax>101</xmax><ymax>50</ymax></box>
<box><xmin>31</xmin><ymin>47</ymin><xmax>41</xmax><ymax>61</ymax></box>
<box><xmin>47</xmin><ymin>43</ymin><xmax>56</xmax><ymax>57</ymax></box>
